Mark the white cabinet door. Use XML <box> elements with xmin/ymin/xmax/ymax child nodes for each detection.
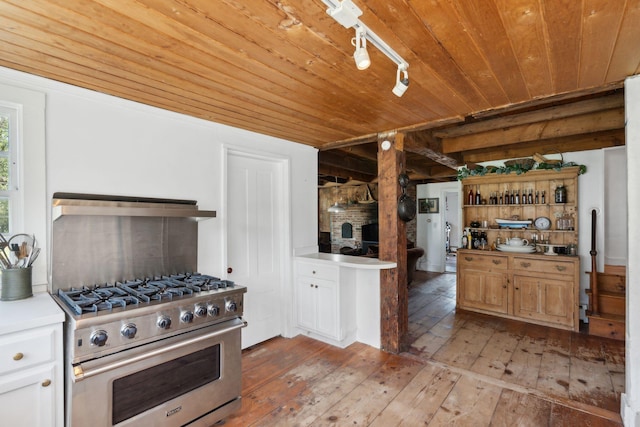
<box><xmin>296</xmin><ymin>275</ymin><xmax>338</xmax><ymax>340</ymax></box>
<box><xmin>297</xmin><ymin>277</ymin><xmax>317</xmax><ymax>331</ymax></box>
<box><xmin>0</xmin><ymin>363</ymin><xmax>56</xmax><ymax>427</ymax></box>
<box><xmin>314</xmin><ymin>278</ymin><xmax>338</xmax><ymax>339</ymax></box>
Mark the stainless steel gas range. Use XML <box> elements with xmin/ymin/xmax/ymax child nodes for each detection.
<box><xmin>49</xmin><ymin>193</ymin><xmax>246</xmax><ymax>427</ymax></box>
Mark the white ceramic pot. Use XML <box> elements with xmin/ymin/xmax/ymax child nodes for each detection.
<box><xmin>507</xmin><ymin>237</ymin><xmax>528</xmax><ymax>246</ymax></box>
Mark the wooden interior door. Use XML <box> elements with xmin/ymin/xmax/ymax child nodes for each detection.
<box><xmin>227</xmin><ymin>151</ymin><xmax>284</xmax><ymax>349</ymax></box>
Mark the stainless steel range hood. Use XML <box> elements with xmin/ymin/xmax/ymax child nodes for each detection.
<box><xmin>52</xmin><ymin>192</ymin><xmax>216</xmax><ymax>221</ymax></box>
<box><xmin>50</xmin><ymin>193</ymin><xmax>216</xmax><ymax>292</ymax></box>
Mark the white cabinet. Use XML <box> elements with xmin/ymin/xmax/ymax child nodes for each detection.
<box><xmin>0</xmin><ymin>293</ymin><xmax>64</xmax><ymax>427</ymax></box>
<box><xmin>295</xmin><ymin>260</ymin><xmax>355</xmax><ymax>347</ymax></box>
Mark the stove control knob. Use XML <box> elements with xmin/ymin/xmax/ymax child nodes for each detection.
<box><xmin>226</xmin><ymin>300</ymin><xmax>237</xmax><ymax>313</ymax></box>
<box><xmin>121</xmin><ymin>324</ymin><xmax>137</xmax><ymax>339</ymax></box>
<box><xmin>90</xmin><ymin>330</ymin><xmax>108</xmax><ymax>347</ymax></box>
<box><xmin>208</xmin><ymin>304</ymin><xmax>220</xmax><ymax>317</ymax></box>
<box><xmin>195</xmin><ymin>305</ymin><xmax>208</xmax><ymax>317</ymax></box>
<box><xmin>157</xmin><ymin>316</ymin><xmax>172</xmax><ymax>330</ymax></box>
<box><xmin>181</xmin><ymin>311</ymin><xmax>194</xmax><ymax>323</ymax></box>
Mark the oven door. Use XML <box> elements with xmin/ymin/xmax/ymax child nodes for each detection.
<box><xmin>68</xmin><ymin>318</ymin><xmax>245</xmax><ymax>427</ymax></box>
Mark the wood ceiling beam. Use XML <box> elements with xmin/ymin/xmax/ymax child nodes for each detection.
<box><xmin>469</xmin><ymin>83</ymin><xmax>624</xmax><ymax>120</ymax></box>
<box><xmin>433</xmin><ymin>92</ymin><xmax>624</xmax><ymax>138</ymax></box>
<box><xmin>317</xmin><ymin>164</ymin><xmax>375</xmax><ymax>182</ymax></box>
<box><xmin>336</xmin><ymin>145</ymin><xmax>378</xmax><ymax>162</ymax></box>
<box><xmin>404</xmin><ymin>132</ymin><xmax>462</xmax><ymax>169</ymax></box>
<box><xmin>442</xmin><ymin>108</ymin><xmax>624</xmax><ymax>153</ymax></box>
<box><xmin>318</xmin><ymin>151</ymin><xmax>377</xmax><ymax>176</ymax></box>
<box><xmin>462</xmin><ymin>128</ymin><xmax>625</xmax><ymax>163</ymax></box>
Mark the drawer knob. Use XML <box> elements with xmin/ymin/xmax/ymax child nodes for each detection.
<box><xmin>464</xmin><ymin>257</ymin><xmax>473</xmax><ymax>261</ymax></box>
<box><xmin>310</xmin><ymin>284</ymin><xmax>313</xmax><ymax>288</ymax></box>
<box><xmin>520</xmin><ymin>262</ymin><xmax>531</xmax><ymax>268</ymax></box>
<box><xmin>312</xmin><ymin>270</ymin><xmax>316</xmax><ymax>274</ymax></box>
<box><xmin>41</xmin><ymin>379</ymin><xmax>51</xmax><ymax>387</ymax></box>
<box><xmin>13</xmin><ymin>352</ymin><xmax>24</xmax><ymax>361</ymax></box>
<box><xmin>492</xmin><ymin>260</ymin><xmax>501</xmax><ymax>265</ymax></box>
<box><xmin>556</xmin><ymin>265</ymin><xmax>567</xmax><ymax>272</ymax></box>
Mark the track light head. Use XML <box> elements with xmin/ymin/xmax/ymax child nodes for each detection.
<box><xmin>392</xmin><ymin>66</ymin><xmax>409</xmax><ymax>97</ymax></box>
<box><xmin>352</xmin><ymin>28</ymin><xmax>370</xmax><ymax>70</ymax></box>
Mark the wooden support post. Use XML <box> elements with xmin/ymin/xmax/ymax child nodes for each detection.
<box><xmin>378</xmin><ymin>132</ymin><xmax>408</xmax><ymax>353</ymax></box>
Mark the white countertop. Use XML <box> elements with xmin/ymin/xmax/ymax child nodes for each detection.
<box><xmin>295</xmin><ymin>253</ymin><xmax>397</xmax><ymax>270</ymax></box>
<box><xmin>0</xmin><ymin>292</ymin><xmax>65</xmax><ymax>335</ymax></box>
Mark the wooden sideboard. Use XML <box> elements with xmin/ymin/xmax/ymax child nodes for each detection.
<box><xmin>457</xmin><ymin>249</ymin><xmax>580</xmax><ymax>331</ymax></box>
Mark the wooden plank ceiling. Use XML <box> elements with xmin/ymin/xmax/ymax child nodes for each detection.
<box><xmin>0</xmin><ymin>0</ymin><xmax>637</xmax><ymax>182</ymax></box>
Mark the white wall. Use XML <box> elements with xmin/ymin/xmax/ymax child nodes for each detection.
<box><xmin>622</xmin><ymin>75</ymin><xmax>640</xmax><ymax>427</ymax></box>
<box><xmin>416</xmin><ymin>181</ymin><xmax>462</xmax><ymax>272</ymax></box>
<box><xmin>0</xmin><ymin>66</ymin><xmax>318</xmax><ymax>291</ymax></box>
<box><xmin>604</xmin><ymin>146</ymin><xmax>628</xmax><ymax>266</ymax></box>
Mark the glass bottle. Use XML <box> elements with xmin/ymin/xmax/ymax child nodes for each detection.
<box><xmin>528</xmin><ymin>189</ymin><xmax>533</xmax><ymax>204</ymax></box>
<box><xmin>468</xmin><ymin>187</ymin><xmax>474</xmax><ymax>205</ymax></box>
<box><xmin>475</xmin><ymin>186</ymin><xmax>481</xmax><ymax>205</ymax></box>
<box><xmin>555</xmin><ymin>185</ymin><xmax>567</xmax><ymax>203</ymax></box>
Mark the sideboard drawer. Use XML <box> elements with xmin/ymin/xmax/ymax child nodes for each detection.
<box><xmin>512</xmin><ymin>257</ymin><xmax>575</xmax><ymax>276</ymax></box>
<box><xmin>458</xmin><ymin>253</ymin><xmax>508</xmax><ymax>271</ymax></box>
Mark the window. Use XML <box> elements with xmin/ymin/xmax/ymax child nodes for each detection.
<box><xmin>0</xmin><ymin>104</ymin><xmax>18</xmax><ymax>234</ymax></box>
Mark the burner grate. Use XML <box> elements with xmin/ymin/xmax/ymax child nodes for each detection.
<box><xmin>58</xmin><ymin>286</ymin><xmax>141</xmax><ymax>315</ymax></box>
<box><xmin>57</xmin><ymin>273</ymin><xmax>234</xmax><ymax>315</ymax></box>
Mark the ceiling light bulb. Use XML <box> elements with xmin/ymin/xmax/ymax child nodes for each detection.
<box><xmin>392</xmin><ymin>66</ymin><xmax>409</xmax><ymax>97</ymax></box>
<box><xmin>352</xmin><ymin>28</ymin><xmax>370</xmax><ymax>70</ymax></box>
<box><xmin>353</xmin><ymin>47</ymin><xmax>370</xmax><ymax>70</ymax></box>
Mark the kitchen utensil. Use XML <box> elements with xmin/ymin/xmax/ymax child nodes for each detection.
<box><xmin>507</xmin><ymin>237</ymin><xmax>528</xmax><ymax>246</ymax></box>
<box><xmin>6</xmin><ymin>233</ymin><xmax>37</xmax><ymax>268</ymax></box>
<box><xmin>495</xmin><ymin>218</ymin><xmax>532</xmax><ymax>228</ymax></box>
<box><xmin>496</xmin><ymin>244</ymin><xmax>536</xmax><ymax>253</ymax></box>
<box><xmin>397</xmin><ymin>193</ymin><xmax>416</xmax><ymax>222</ymax></box>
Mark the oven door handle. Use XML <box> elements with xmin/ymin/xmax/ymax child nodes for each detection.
<box><xmin>72</xmin><ymin>318</ymin><xmax>247</xmax><ymax>382</ymax></box>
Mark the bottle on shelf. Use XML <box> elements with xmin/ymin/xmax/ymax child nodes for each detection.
<box><xmin>475</xmin><ymin>185</ymin><xmax>481</xmax><ymax>205</ymax></box>
<box><xmin>535</xmin><ymin>190</ymin><xmax>539</xmax><ymax>204</ymax></box>
<box><xmin>555</xmin><ymin>185</ymin><xmax>567</xmax><ymax>203</ymax></box>
<box><xmin>468</xmin><ymin>187</ymin><xmax>474</xmax><ymax>205</ymax></box>
<box><xmin>541</xmin><ymin>191</ymin><xmax>546</xmax><ymax>204</ymax></box>
<box><xmin>528</xmin><ymin>189</ymin><xmax>533</xmax><ymax>204</ymax></box>
<box><xmin>499</xmin><ymin>192</ymin><xmax>503</xmax><ymax>204</ymax></box>
<box><xmin>514</xmin><ymin>190</ymin><xmax>520</xmax><ymax>204</ymax></box>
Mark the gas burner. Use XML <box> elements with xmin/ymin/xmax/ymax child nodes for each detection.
<box><xmin>58</xmin><ymin>286</ymin><xmax>141</xmax><ymax>315</ymax></box>
<box><xmin>56</xmin><ymin>273</ymin><xmax>237</xmax><ymax>317</ymax></box>
<box><xmin>172</xmin><ymin>273</ymin><xmax>234</xmax><ymax>291</ymax></box>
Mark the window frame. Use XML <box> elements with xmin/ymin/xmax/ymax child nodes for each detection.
<box><xmin>0</xmin><ymin>102</ymin><xmax>22</xmax><ymax>234</ymax></box>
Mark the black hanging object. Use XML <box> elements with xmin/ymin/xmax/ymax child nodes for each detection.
<box><xmin>397</xmin><ymin>173</ymin><xmax>416</xmax><ymax>222</ymax></box>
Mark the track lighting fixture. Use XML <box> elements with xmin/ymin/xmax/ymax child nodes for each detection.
<box><xmin>392</xmin><ymin>66</ymin><xmax>409</xmax><ymax>97</ymax></box>
<box><xmin>352</xmin><ymin>28</ymin><xmax>370</xmax><ymax>70</ymax></box>
<box><xmin>323</xmin><ymin>0</ymin><xmax>411</xmax><ymax>96</ymax></box>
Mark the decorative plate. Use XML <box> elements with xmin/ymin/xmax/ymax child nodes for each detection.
<box><xmin>534</xmin><ymin>216</ymin><xmax>551</xmax><ymax>230</ymax></box>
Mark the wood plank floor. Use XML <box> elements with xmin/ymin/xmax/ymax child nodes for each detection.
<box><xmin>221</xmin><ymin>270</ymin><xmax>624</xmax><ymax>426</ymax></box>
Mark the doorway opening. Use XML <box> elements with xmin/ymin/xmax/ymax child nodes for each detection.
<box><xmin>444</xmin><ymin>191</ymin><xmax>459</xmax><ymax>273</ymax></box>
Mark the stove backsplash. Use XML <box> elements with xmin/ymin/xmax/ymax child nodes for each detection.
<box><xmin>50</xmin><ymin>193</ymin><xmax>215</xmax><ymax>293</ymax></box>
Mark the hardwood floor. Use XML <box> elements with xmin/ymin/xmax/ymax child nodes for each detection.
<box><xmin>222</xmin><ymin>270</ymin><xmax>624</xmax><ymax>426</ymax></box>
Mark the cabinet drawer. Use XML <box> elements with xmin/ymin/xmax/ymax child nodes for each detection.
<box><xmin>512</xmin><ymin>257</ymin><xmax>574</xmax><ymax>276</ymax></box>
<box><xmin>0</xmin><ymin>326</ymin><xmax>56</xmax><ymax>375</ymax></box>
<box><xmin>297</xmin><ymin>262</ymin><xmax>339</xmax><ymax>281</ymax></box>
<box><xmin>458</xmin><ymin>253</ymin><xmax>507</xmax><ymax>270</ymax></box>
